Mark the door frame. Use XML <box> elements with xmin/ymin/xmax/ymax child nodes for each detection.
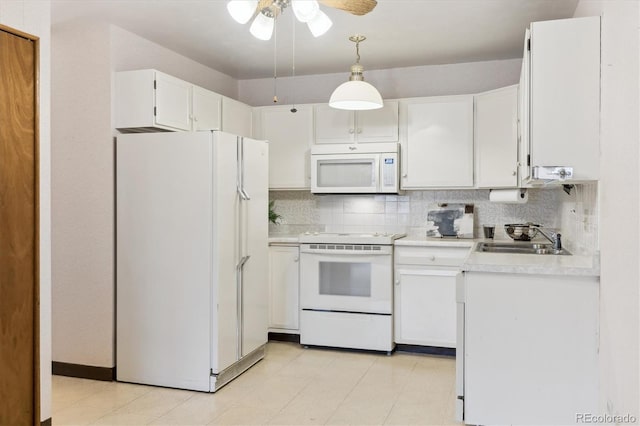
<box><xmin>0</xmin><ymin>23</ymin><xmax>40</xmax><ymax>424</ymax></box>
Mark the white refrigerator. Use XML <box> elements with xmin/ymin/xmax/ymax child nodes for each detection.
<box><xmin>116</xmin><ymin>131</ymin><xmax>268</xmax><ymax>392</ymax></box>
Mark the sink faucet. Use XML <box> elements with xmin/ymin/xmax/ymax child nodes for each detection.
<box><xmin>538</xmin><ymin>228</ymin><xmax>562</xmax><ymax>250</ymax></box>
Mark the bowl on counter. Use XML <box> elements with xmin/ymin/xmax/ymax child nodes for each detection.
<box><xmin>504</xmin><ymin>223</ymin><xmax>540</xmax><ymax>241</ymax></box>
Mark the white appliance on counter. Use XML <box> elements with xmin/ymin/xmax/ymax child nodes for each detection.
<box><xmin>299</xmin><ymin>232</ymin><xmax>405</xmax><ymax>353</ymax></box>
<box><xmin>116</xmin><ymin>131</ymin><xmax>268</xmax><ymax>392</ymax></box>
<box><xmin>310</xmin><ymin>143</ymin><xmax>400</xmax><ymax>194</ymax></box>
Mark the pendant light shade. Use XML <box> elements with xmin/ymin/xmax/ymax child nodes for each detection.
<box><xmin>227</xmin><ymin>0</ymin><xmax>258</xmax><ymax>24</ymax></box>
<box><xmin>292</xmin><ymin>0</ymin><xmax>320</xmax><ymax>22</ymax></box>
<box><xmin>306</xmin><ymin>9</ymin><xmax>332</xmax><ymax>37</ymax></box>
<box><xmin>249</xmin><ymin>11</ymin><xmax>275</xmax><ymax>40</ymax></box>
<box><xmin>329</xmin><ymin>35</ymin><xmax>383</xmax><ymax>110</ymax></box>
<box><xmin>329</xmin><ymin>80</ymin><xmax>383</xmax><ymax>110</ymax></box>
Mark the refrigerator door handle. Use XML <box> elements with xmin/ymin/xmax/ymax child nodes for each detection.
<box><xmin>235</xmin><ymin>261</ymin><xmax>242</xmax><ymax>360</ymax></box>
<box><xmin>239</xmin><ymin>188</ymin><xmax>250</xmax><ymax>201</ymax></box>
<box><xmin>239</xmin><ymin>137</ymin><xmax>251</xmax><ymax>200</ymax></box>
<box><xmin>238</xmin><ymin>255</ymin><xmax>250</xmax><ymax>268</ymax></box>
<box><xmin>236</xmin><ymin>255</ymin><xmax>251</xmax><ymax>360</ymax></box>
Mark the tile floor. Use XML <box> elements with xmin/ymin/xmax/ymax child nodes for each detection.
<box><xmin>52</xmin><ymin>342</ymin><xmax>462</xmax><ymax>425</ymax></box>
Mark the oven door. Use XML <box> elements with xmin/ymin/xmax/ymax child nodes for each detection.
<box><xmin>299</xmin><ymin>243</ymin><xmax>392</xmax><ymax>314</ymax></box>
<box><xmin>310</xmin><ymin>154</ymin><xmax>380</xmax><ymax>194</ymax></box>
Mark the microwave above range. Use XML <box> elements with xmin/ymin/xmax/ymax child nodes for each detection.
<box><xmin>310</xmin><ymin>143</ymin><xmax>400</xmax><ymax>194</ymax></box>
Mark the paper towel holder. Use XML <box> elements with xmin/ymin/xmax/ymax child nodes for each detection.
<box><xmin>489</xmin><ymin>188</ymin><xmax>528</xmax><ymax>204</ymax></box>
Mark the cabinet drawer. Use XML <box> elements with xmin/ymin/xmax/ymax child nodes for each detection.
<box><xmin>395</xmin><ymin>245</ymin><xmax>471</xmax><ymax>267</ymax></box>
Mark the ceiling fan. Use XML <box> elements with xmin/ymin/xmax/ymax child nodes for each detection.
<box><xmin>227</xmin><ymin>0</ymin><xmax>378</xmax><ymax>40</ymax></box>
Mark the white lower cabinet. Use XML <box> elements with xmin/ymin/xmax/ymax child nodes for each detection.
<box><xmin>394</xmin><ymin>268</ymin><xmax>459</xmax><ymax>347</ymax></box>
<box><xmin>394</xmin><ymin>244</ymin><xmax>470</xmax><ymax>348</ymax></box>
<box><xmin>460</xmin><ymin>271</ymin><xmax>599</xmax><ymax>425</ymax></box>
<box><xmin>268</xmin><ymin>244</ymin><xmax>299</xmax><ymax>332</ymax></box>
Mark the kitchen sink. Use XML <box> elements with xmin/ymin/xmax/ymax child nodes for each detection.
<box><xmin>476</xmin><ymin>242</ymin><xmax>571</xmax><ymax>256</ymax></box>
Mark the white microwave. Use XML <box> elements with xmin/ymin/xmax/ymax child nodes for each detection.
<box><xmin>310</xmin><ymin>143</ymin><xmax>400</xmax><ymax>194</ymax></box>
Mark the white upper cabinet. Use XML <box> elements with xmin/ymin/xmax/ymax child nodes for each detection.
<box><xmin>400</xmin><ymin>95</ymin><xmax>474</xmax><ymax>189</ymax></box>
<box><xmin>254</xmin><ymin>105</ymin><xmax>313</xmax><ymax>190</ymax></box>
<box><xmin>115</xmin><ymin>69</ymin><xmax>252</xmax><ymax>134</ymax></box>
<box><xmin>222</xmin><ymin>96</ymin><xmax>252</xmax><ymax>138</ymax></box>
<box><xmin>525</xmin><ymin>16</ymin><xmax>600</xmax><ymax>182</ymax></box>
<box><xmin>154</xmin><ymin>72</ymin><xmax>192</xmax><ymax>130</ymax></box>
<box><xmin>475</xmin><ymin>85</ymin><xmax>519</xmax><ymax>188</ymax></box>
<box><xmin>191</xmin><ymin>86</ymin><xmax>222</xmax><ymax>131</ymax></box>
<box><xmin>314</xmin><ymin>101</ymin><xmax>399</xmax><ymax>144</ymax></box>
<box><xmin>518</xmin><ymin>30</ymin><xmax>532</xmax><ymax>186</ymax></box>
<box><xmin>116</xmin><ymin>69</ymin><xmax>192</xmax><ymax>132</ymax></box>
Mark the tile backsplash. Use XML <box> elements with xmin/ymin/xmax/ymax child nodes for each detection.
<box><xmin>559</xmin><ymin>182</ymin><xmax>599</xmax><ymax>255</ymax></box>
<box><xmin>269</xmin><ymin>186</ymin><xmax>599</xmax><ymax>249</ymax></box>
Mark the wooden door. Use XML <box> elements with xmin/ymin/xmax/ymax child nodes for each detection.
<box><xmin>0</xmin><ymin>26</ymin><xmax>39</xmax><ymax>425</ymax></box>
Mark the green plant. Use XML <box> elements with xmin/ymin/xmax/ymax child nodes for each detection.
<box><xmin>268</xmin><ymin>200</ymin><xmax>282</xmax><ymax>225</ymax></box>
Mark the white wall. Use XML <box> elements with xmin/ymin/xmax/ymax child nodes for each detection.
<box><xmin>239</xmin><ymin>58</ymin><xmax>522</xmax><ymax>106</ymax></box>
<box><xmin>51</xmin><ymin>22</ymin><xmax>238</xmax><ymax>370</ymax></box>
<box><xmin>0</xmin><ymin>0</ymin><xmax>52</xmax><ymax>421</ymax></box>
<box><xmin>52</xmin><ymin>21</ymin><xmax>114</xmax><ymax>367</ymax></box>
<box><xmin>573</xmin><ymin>0</ymin><xmax>640</xmax><ymax>420</ymax></box>
<box><xmin>110</xmin><ymin>26</ymin><xmax>238</xmax><ymax>99</ymax></box>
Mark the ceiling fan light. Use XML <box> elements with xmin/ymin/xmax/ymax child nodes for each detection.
<box><xmin>249</xmin><ymin>12</ymin><xmax>274</xmax><ymax>40</ymax></box>
<box><xmin>227</xmin><ymin>0</ymin><xmax>258</xmax><ymax>24</ymax></box>
<box><xmin>307</xmin><ymin>10</ymin><xmax>332</xmax><ymax>37</ymax></box>
<box><xmin>292</xmin><ymin>0</ymin><xmax>320</xmax><ymax>23</ymax></box>
<box><xmin>329</xmin><ymin>81</ymin><xmax>383</xmax><ymax>110</ymax></box>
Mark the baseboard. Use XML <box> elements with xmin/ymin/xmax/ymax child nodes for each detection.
<box><xmin>41</xmin><ymin>418</ymin><xmax>52</xmax><ymax>426</ymax></box>
<box><xmin>268</xmin><ymin>332</ymin><xmax>300</xmax><ymax>343</ymax></box>
<box><xmin>395</xmin><ymin>344</ymin><xmax>456</xmax><ymax>357</ymax></box>
<box><xmin>52</xmin><ymin>361</ymin><xmax>115</xmax><ymax>381</ymax></box>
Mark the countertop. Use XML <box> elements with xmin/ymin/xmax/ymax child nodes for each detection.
<box><xmin>268</xmin><ymin>234</ymin><xmax>300</xmax><ymax>244</ymax></box>
<box><xmin>267</xmin><ymin>233</ymin><xmax>600</xmax><ymax>277</ymax></box>
<box><xmin>463</xmin><ymin>248</ymin><xmax>600</xmax><ymax>277</ymax></box>
<box><xmin>395</xmin><ymin>234</ymin><xmax>600</xmax><ymax>277</ymax></box>
<box><xmin>394</xmin><ymin>235</ymin><xmax>477</xmax><ymax>248</ymax></box>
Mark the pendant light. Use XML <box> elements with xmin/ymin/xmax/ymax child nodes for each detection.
<box><xmin>329</xmin><ymin>35</ymin><xmax>383</xmax><ymax>110</ymax></box>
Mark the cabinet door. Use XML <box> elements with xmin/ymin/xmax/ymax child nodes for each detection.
<box><xmin>529</xmin><ymin>17</ymin><xmax>600</xmax><ymax>181</ymax></box>
<box><xmin>475</xmin><ymin>86</ymin><xmax>518</xmax><ymax>188</ymax></box>
<box><xmin>191</xmin><ymin>86</ymin><xmax>221</xmax><ymax>131</ymax></box>
<box><xmin>314</xmin><ymin>104</ymin><xmax>355</xmax><ymax>144</ymax></box>
<box><xmin>115</xmin><ymin>69</ymin><xmax>156</xmax><ymax>131</ymax></box>
<box><xmin>154</xmin><ymin>71</ymin><xmax>192</xmax><ymax>131</ymax></box>
<box><xmin>518</xmin><ymin>30</ymin><xmax>532</xmax><ymax>186</ymax></box>
<box><xmin>268</xmin><ymin>246</ymin><xmax>300</xmax><ymax>331</ymax></box>
<box><xmin>464</xmin><ymin>272</ymin><xmax>599</xmax><ymax>425</ymax></box>
<box><xmin>401</xmin><ymin>96</ymin><xmax>474</xmax><ymax>188</ymax></box>
<box><xmin>260</xmin><ymin>105</ymin><xmax>313</xmax><ymax>189</ymax></box>
<box><xmin>394</xmin><ymin>268</ymin><xmax>458</xmax><ymax>347</ymax></box>
<box><xmin>356</xmin><ymin>101</ymin><xmax>399</xmax><ymax>143</ymax></box>
<box><xmin>222</xmin><ymin>96</ymin><xmax>253</xmax><ymax>137</ymax></box>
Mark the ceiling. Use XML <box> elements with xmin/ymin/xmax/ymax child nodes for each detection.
<box><xmin>51</xmin><ymin>0</ymin><xmax>579</xmax><ymax>80</ymax></box>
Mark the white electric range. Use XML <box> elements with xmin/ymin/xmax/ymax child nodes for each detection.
<box><xmin>298</xmin><ymin>232</ymin><xmax>405</xmax><ymax>353</ymax></box>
